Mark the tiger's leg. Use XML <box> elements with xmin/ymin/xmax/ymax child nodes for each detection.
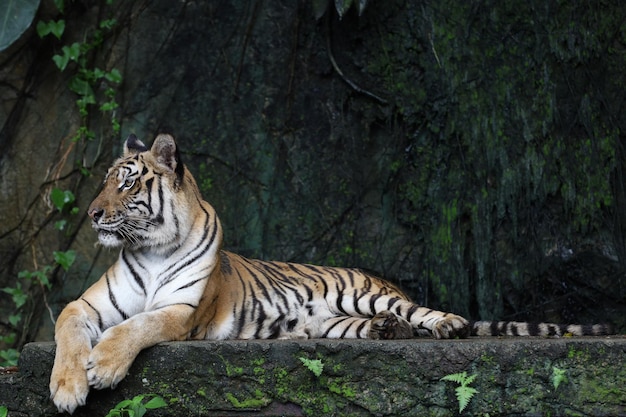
<box><xmin>51</xmin><ymin>276</ymin><xmax>195</xmax><ymax>413</ymax></box>
<box><xmin>50</xmin><ymin>299</ymin><xmax>101</xmax><ymax>414</ymax></box>
<box><xmin>85</xmin><ymin>305</ymin><xmax>193</xmax><ymax>390</ymax></box>
<box><xmin>334</xmin><ymin>293</ymin><xmax>470</xmax><ymax>339</ymax></box>
<box><xmin>318</xmin><ymin>313</ymin><xmax>413</xmax><ymax>339</ymax></box>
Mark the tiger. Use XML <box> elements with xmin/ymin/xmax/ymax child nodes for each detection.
<box><xmin>49</xmin><ymin>133</ymin><xmax>613</xmax><ymax>413</ymax></box>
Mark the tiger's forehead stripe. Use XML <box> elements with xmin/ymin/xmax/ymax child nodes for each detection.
<box><xmin>106</xmin><ymin>162</ymin><xmax>140</xmax><ymax>186</ymax></box>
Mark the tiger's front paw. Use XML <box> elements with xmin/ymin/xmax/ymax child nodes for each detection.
<box><xmin>50</xmin><ymin>364</ymin><xmax>89</xmax><ymax>414</ymax></box>
<box><xmin>86</xmin><ymin>339</ymin><xmax>134</xmax><ymax>390</ymax></box>
<box><xmin>432</xmin><ymin>314</ymin><xmax>470</xmax><ymax>339</ymax></box>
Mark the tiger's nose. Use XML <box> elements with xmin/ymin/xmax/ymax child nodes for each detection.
<box><xmin>88</xmin><ymin>207</ymin><xmax>104</xmax><ymax>222</ymax></box>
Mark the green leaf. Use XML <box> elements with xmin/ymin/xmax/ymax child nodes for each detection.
<box><xmin>299</xmin><ymin>357</ymin><xmax>324</xmax><ymax>377</ymax></box>
<box><xmin>54</xmin><ymin>250</ymin><xmax>76</xmax><ymax>271</ymax></box>
<box><xmin>105</xmin><ymin>68</ymin><xmax>123</xmax><ymax>83</ymax></box>
<box><xmin>69</xmin><ymin>76</ymin><xmax>95</xmax><ymax>99</ymax></box>
<box><xmin>17</xmin><ymin>270</ymin><xmax>32</xmax><ymax>280</ymax></box>
<box><xmin>100</xmin><ymin>100</ymin><xmax>119</xmax><ymax>112</ymax></box>
<box><xmin>52</xmin><ymin>52</ymin><xmax>69</xmax><ymax>71</ymax></box>
<box><xmin>463</xmin><ymin>373</ymin><xmax>477</xmax><ymax>386</ymax></box>
<box><xmin>8</xmin><ymin>314</ymin><xmax>21</xmax><ymax>327</ymax></box>
<box><xmin>99</xmin><ymin>18</ymin><xmax>117</xmax><ymax>30</ymax></box>
<box><xmin>3</xmin><ymin>284</ymin><xmax>27</xmax><ymax>308</ymax></box>
<box><xmin>54</xmin><ymin>219</ymin><xmax>67</xmax><ymax>230</ymax></box>
<box><xmin>552</xmin><ymin>366</ymin><xmax>568</xmax><ymax>390</ymax></box>
<box><xmin>53</xmin><ymin>42</ymin><xmax>81</xmax><ymax>70</ymax></box>
<box><xmin>0</xmin><ymin>333</ymin><xmax>16</xmax><ymax>344</ymax></box>
<box><xmin>144</xmin><ymin>396</ymin><xmax>167</xmax><ymax>410</ymax></box>
<box><xmin>50</xmin><ymin>188</ymin><xmax>75</xmax><ymax>211</ymax></box>
<box><xmin>54</xmin><ymin>0</ymin><xmax>64</xmax><ymax>13</ymax></box>
<box><xmin>113</xmin><ymin>399</ymin><xmax>133</xmax><ymax>410</ymax></box>
<box><xmin>0</xmin><ymin>405</ymin><xmax>8</xmax><ymax>417</ymax></box>
<box><xmin>66</xmin><ymin>42</ymin><xmax>81</xmax><ymax>60</ymax></box>
<box><xmin>32</xmin><ymin>268</ymin><xmax>52</xmax><ymax>288</ymax></box>
<box><xmin>36</xmin><ymin>19</ymin><xmax>65</xmax><ymax>39</ymax></box>
<box><xmin>92</xmin><ymin>67</ymin><xmax>106</xmax><ymax>79</ymax></box>
<box><xmin>441</xmin><ymin>371</ymin><xmax>468</xmax><ymax>385</ymax></box>
<box><xmin>442</xmin><ymin>371</ymin><xmax>478</xmax><ymax>413</ymax></box>
<box><xmin>0</xmin><ymin>348</ymin><xmax>19</xmax><ymax>367</ymax></box>
<box><xmin>456</xmin><ymin>385</ymin><xmax>478</xmax><ymax>413</ymax></box>
<box><xmin>0</xmin><ymin>0</ymin><xmax>41</xmax><ymax>52</ymax></box>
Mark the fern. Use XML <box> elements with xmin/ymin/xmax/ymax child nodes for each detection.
<box><xmin>441</xmin><ymin>371</ymin><xmax>478</xmax><ymax>413</ymax></box>
<box><xmin>552</xmin><ymin>366</ymin><xmax>568</xmax><ymax>390</ymax></box>
<box><xmin>299</xmin><ymin>357</ymin><xmax>324</xmax><ymax>377</ymax></box>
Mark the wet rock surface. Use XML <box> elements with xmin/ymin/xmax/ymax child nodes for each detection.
<box><xmin>2</xmin><ymin>337</ymin><xmax>625</xmax><ymax>416</ymax></box>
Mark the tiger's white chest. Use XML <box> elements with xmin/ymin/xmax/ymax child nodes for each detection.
<box><xmin>117</xmin><ymin>248</ymin><xmax>211</xmax><ymax>312</ymax></box>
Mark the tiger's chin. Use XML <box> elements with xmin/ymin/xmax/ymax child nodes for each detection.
<box><xmin>96</xmin><ymin>230</ymin><xmax>125</xmax><ymax>248</ymax></box>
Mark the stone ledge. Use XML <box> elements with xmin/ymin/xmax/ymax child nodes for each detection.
<box><xmin>1</xmin><ymin>337</ymin><xmax>625</xmax><ymax>416</ymax></box>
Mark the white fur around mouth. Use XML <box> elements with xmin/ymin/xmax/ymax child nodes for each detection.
<box><xmin>97</xmin><ymin>230</ymin><xmax>123</xmax><ymax>247</ymax></box>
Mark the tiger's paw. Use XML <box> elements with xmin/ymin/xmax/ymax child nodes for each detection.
<box><xmin>432</xmin><ymin>314</ymin><xmax>470</xmax><ymax>339</ymax></box>
<box><xmin>86</xmin><ymin>340</ymin><xmax>133</xmax><ymax>390</ymax></box>
<box><xmin>50</xmin><ymin>365</ymin><xmax>89</xmax><ymax>414</ymax></box>
<box><xmin>369</xmin><ymin>311</ymin><xmax>414</xmax><ymax>339</ymax></box>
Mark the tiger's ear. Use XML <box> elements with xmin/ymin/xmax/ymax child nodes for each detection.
<box><xmin>124</xmin><ymin>134</ymin><xmax>148</xmax><ymax>155</ymax></box>
<box><xmin>151</xmin><ymin>133</ymin><xmax>178</xmax><ymax>172</ymax></box>
<box><xmin>151</xmin><ymin>133</ymin><xmax>185</xmax><ymax>186</ymax></box>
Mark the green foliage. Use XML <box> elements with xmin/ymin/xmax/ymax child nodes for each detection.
<box><xmin>105</xmin><ymin>395</ymin><xmax>167</xmax><ymax>417</ymax></box>
<box><xmin>552</xmin><ymin>366</ymin><xmax>568</xmax><ymax>390</ymax></box>
<box><xmin>299</xmin><ymin>357</ymin><xmax>324</xmax><ymax>377</ymax></box>
<box><xmin>51</xmin><ymin>188</ymin><xmax>79</xmax><ymax>234</ymax></box>
<box><xmin>50</xmin><ymin>188</ymin><xmax>76</xmax><ymax>212</ymax></box>
<box><xmin>0</xmin><ymin>249</ymin><xmax>76</xmax><ymax>366</ymax></box>
<box><xmin>441</xmin><ymin>371</ymin><xmax>478</xmax><ymax>413</ymax></box>
<box><xmin>52</xmin><ymin>42</ymin><xmax>81</xmax><ymax>71</ymax></box>
<box><xmin>0</xmin><ymin>346</ymin><xmax>18</xmax><ymax>367</ymax></box>
<box><xmin>54</xmin><ymin>250</ymin><xmax>77</xmax><ymax>271</ymax></box>
<box><xmin>38</xmin><ymin>2</ymin><xmax>122</xmax><ymax>142</ymax></box>
<box><xmin>36</xmin><ymin>19</ymin><xmax>65</xmax><ymax>40</ymax></box>
<box><xmin>0</xmin><ymin>405</ymin><xmax>7</xmax><ymax>417</ymax></box>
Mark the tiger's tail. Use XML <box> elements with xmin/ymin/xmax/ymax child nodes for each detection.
<box><xmin>470</xmin><ymin>320</ymin><xmax>614</xmax><ymax>337</ymax></box>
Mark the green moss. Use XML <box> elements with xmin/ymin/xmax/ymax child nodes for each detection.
<box><xmin>326</xmin><ymin>378</ymin><xmax>356</xmax><ymax>399</ymax></box>
<box><xmin>480</xmin><ymin>353</ymin><xmax>496</xmax><ymax>366</ymax></box>
<box><xmin>566</xmin><ymin>345</ymin><xmax>590</xmax><ymax>361</ymax></box>
<box><xmin>217</xmin><ymin>354</ymin><xmax>244</xmax><ymax>377</ymax></box>
<box><xmin>575</xmin><ymin>370</ymin><xmax>626</xmax><ymax>404</ymax></box>
<box><xmin>225</xmin><ymin>390</ymin><xmax>270</xmax><ymax>409</ymax></box>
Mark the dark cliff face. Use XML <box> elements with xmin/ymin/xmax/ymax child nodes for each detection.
<box><xmin>0</xmin><ymin>0</ymin><xmax>625</xmax><ymax>352</ymax></box>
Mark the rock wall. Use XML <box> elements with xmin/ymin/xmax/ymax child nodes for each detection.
<box><xmin>2</xmin><ymin>338</ymin><xmax>625</xmax><ymax>416</ymax></box>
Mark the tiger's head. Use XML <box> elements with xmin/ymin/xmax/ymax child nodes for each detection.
<box><xmin>88</xmin><ymin>133</ymin><xmax>199</xmax><ymax>251</ymax></box>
